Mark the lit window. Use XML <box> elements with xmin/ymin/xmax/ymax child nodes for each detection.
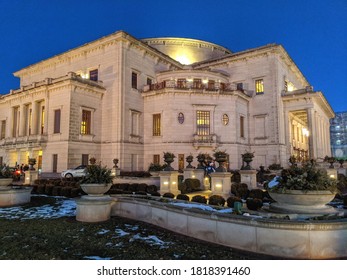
<box><xmin>222</xmin><ymin>114</ymin><xmax>229</xmax><ymax>125</ymax></box>
<box><xmin>178</xmin><ymin>113</ymin><xmax>184</xmax><ymax>124</ymax></box>
<box><xmin>89</xmin><ymin>69</ymin><xmax>98</xmax><ymax>81</ymax></box>
<box><xmin>81</xmin><ymin>110</ymin><xmax>91</xmax><ymax>135</ymax></box>
<box><xmin>255</xmin><ymin>79</ymin><xmax>264</xmax><ymax>94</ymax></box>
<box><xmin>196</xmin><ymin>110</ymin><xmax>210</xmax><ymax>136</ymax></box>
<box><xmin>132</xmin><ymin>72</ymin><xmax>138</xmax><ymax>89</ymax></box>
<box><xmin>153</xmin><ymin>114</ymin><xmax>161</xmax><ymax>136</ymax></box>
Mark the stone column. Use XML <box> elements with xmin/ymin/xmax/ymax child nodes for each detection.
<box><xmin>210</xmin><ymin>172</ymin><xmax>233</xmax><ymax>198</ymax></box>
<box><xmin>159</xmin><ymin>171</ymin><xmax>179</xmax><ymax>195</ymax></box>
<box><xmin>307</xmin><ymin>108</ymin><xmax>317</xmax><ymax>159</ymax></box>
<box><xmin>239</xmin><ymin>169</ymin><xmax>258</xmax><ymax>190</ymax></box>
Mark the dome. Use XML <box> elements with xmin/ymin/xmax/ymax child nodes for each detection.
<box><xmin>142</xmin><ymin>37</ymin><xmax>232</xmax><ymax>65</ymax></box>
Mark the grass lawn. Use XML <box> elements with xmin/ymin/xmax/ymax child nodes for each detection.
<box><xmin>0</xmin><ymin>195</ymin><xmax>280</xmax><ymax>260</ymax></box>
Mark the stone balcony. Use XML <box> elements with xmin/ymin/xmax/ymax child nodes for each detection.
<box><xmin>192</xmin><ymin>134</ymin><xmax>218</xmax><ymax>149</ymax></box>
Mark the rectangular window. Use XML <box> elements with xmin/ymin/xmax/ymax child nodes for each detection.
<box><xmin>41</xmin><ymin>106</ymin><xmax>45</xmax><ymax>134</ymax></box>
<box><xmin>13</xmin><ymin>107</ymin><xmax>19</xmax><ymax>137</ymax></box>
<box><xmin>208</xmin><ymin>80</ymin><xmax>215</xmax><ymax>90</ymax></box>
<box><xmin>132</xmin><ymin>72</ymin><xmax>138</xmax><ymax>89</ymax></box>
<box><xmin>52</xmin><ymin>154</ymin><xmax>58</xmax><ymax>173</ymax></box>
<box><xmin>177</xmin><ymin>79</ymin><xmax>186</xmax><ymax>89</ymax></box>
<box><xmin>152</xmin><ymin>114</ymin><xmax>161</xmax><ymax>136</ymax></box>
<box><xmin>153</xmin><ymin>154</ymin><xmax>160</xmax><ymax>165</ymax></box>
<box><xmin>81</xmin><ymin>110</ymin><xmax>91</xmax><ymax>135</ymax></box>
<box><xmin>28</xmin><ymin>108</ymin><xmax>32</xmax><ymax>135</ymax></box>
<box><xmin>1</xmin><ymin>120</ymin><xmax>6</xmax><ymax>139</ymax></box>
<box><xmin>240</xmin><ymin>116</ymin><xmax>245</xmax><ymax>138</ymax></box>
<box><xmin>196</xmin><ymin>110</ymin><xmax>210</xmax><ymax>136</ymax></box>
<box><xmin>255</xmin><ymin>79</ymin><xmax>264</xmax><ymax>94</ymax></box>
<box><xmin>54</xmin><ymin>109</ymin><xmax>61</xmax><ymax>134</ymax></box>
<box><xmin>193</xmin><ymin>79</ymin><xmax>202</xmax><ymax>89</ymax></box>
<box><xmin>82</xmin><ymin>154</ymin><xmax>89</xmax><ymax>166</ymax></box>
<box><xmin>89</xmin><ymin>69</ymin><xmax>98</xmax><ymax>81</ymax></box>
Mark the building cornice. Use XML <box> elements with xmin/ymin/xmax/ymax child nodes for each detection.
<box><xmin>13</xmin><ymin>31</ymin><xmax>183</xmax><ymax>78</ymax></box>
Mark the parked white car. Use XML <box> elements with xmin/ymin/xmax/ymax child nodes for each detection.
<box><xmin>61</xmin><ymin>165</ymin><xmax>87</xmax><ymax>178</ymax></box>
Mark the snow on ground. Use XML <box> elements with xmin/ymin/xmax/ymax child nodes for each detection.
<box><xmin>0</xmin><ymin>195</ymin><xmax>76</xmax><ymax>220</ymax></box>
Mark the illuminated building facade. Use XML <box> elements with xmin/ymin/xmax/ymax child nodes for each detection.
<box><xmin>330</xmin><ymin>111</ymin><xmax>347</xmax><ymax>159</ymax></box>
<box><xmin>0</xmin><ymin>31</ymin><xmax>334</xmax><ymax>172</ymax></box>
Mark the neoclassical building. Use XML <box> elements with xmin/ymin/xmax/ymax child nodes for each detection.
<box><xmin>0</xmin><ymin>31</ymin><xmax>334</xmax><ymax>173</ymax></box>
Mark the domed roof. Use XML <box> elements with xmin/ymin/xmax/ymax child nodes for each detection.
<box><xmin>142</xmin><ymin>37</ymin><xmax>232</xmax><ymax>65</ymax></box>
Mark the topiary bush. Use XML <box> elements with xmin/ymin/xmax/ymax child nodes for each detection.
<box><xmin>208</xmin><ymin>195</ymin><xmax>226</xmax><ymax>206</ymax></box>
<box><xmin>230</xmin><ymin>183</ymin><xmax>249</xmax><ymax>199</ymax></box>
<box><xmin>163</xmin><ymin>192</ymin><xmax>175</xmax><ymax>199</ymax></box>
<box><xmin>246</xmin><ymin>198</ymin><xmax>263</xmax><ymax>211</ymax></box>
<box><xmin>226</xmin><ymin>196</ymin><xmax>242</xmax><ymax>208</ymax></box>
<box><xmin>191</xmin><ymin>195</ymin><xmax>207</xmax><ymax>204</ymax></box>
<box><xmin>176</xmin><ymin>194</ymin><xmax>190</xmax><ymax>201</ymax></box>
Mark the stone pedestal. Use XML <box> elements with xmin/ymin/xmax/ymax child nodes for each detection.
<box><xmin>76</xmin><ymin>196</ymin><xmax>113</xmax><ymax>222</ymax></box>
<box><xmin>184</xmin><ymin>168</ymin><xmax>207</xmax><ymax>190</ymax></box>
<box><xmin>24</xmin><ymin>170</ymin><xmax>39</xmax><ymax>185</ymax></box>
<box><xmin>210</xmin><ymin>172</ymin><xmax>232</xmax><ymax>198</ymax></box>
<box><xmin>159</xmin><ymin>171</ymin><xmax>179</xmax><ymax>195</ymax></box>
<box><xmin>239</xmin><ymin>170</ymin><xmax>258</xmax><ymax>190</ymax></box>
<box><xmin>326</xmin><ymin>168</ymin><xmax>338</xmax><ymax>179</ymax></box>
<box><xmin>337</xmin><ymin>168</ymin><xmax>346</xmax><ymax>176</ymax></box>
<box><xmin>111</xmin><ymin>168</ymin><xmax>121</xmax><ymax>177</ymax></box>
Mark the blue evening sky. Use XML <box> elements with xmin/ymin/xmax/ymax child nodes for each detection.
<box><xmin>0</xmin><ymin>0</ymin><xmax>346</xmax><ymax>112</ymax></box>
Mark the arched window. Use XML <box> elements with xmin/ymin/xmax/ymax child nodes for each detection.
<box><xmin>222</xmin><ymin>114</ymin><xmax>229</xmax><ymax>125</ymax></box>
<box><xmin>178</xmin><ymin>112</ymin><xmax>184</xmax><ymax>124</ymax></box>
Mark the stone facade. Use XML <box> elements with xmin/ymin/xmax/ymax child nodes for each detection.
<box><xmin>0</xmin><ymin>30</ymin><xmax>335</xmax><ymax>173</ymax></box>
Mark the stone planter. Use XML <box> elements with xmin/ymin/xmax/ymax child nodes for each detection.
<box><xmin>80</xmin><ymin>183</ymin><xmax>111</xmax><ymax>197</ymax></box>
<box><xmin>0</xmin><ymin>178</ymin><xmax>13</xmax><ymax>190</ymax></box>
<box><xmin>268</xmin><ymin>190</ymin><xmax>336</xmax><ymax>214</ymax></box>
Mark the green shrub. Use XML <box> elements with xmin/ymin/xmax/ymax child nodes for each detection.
<box><xmin>226</xmin><ymin>196</ymin><xmax>242</xmax><ymax>208</ymax></box>
<box><xmin>230</xmin><ymin>183</ymin><xmax>249</xmax><ymax>199</ymax></box>
<box><xmin>208</xmin><ymin>195</ymin><xmax>226</xmax><ymax>206</ymax></box>
<box><xmin>246</xmin><ymin>198</ymin><xmax>263</xmax><ymax>211</ymax></box>
<box><xmin>163</xmin><ymin>192</ymin><xmax>175</xmax><ymax>199</ymax></box>
<box><xmin>191</xmin><ymin>195</ymin><xmax>207</xmax><ymax>204</ymax></box>
<box><xmin>176</xmin><ymin>194</ymin><xmax>190</xmax><ymax>201</ymax></box>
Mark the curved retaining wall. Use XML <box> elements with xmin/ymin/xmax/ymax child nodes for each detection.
<box><xmin>110</xmin><ymin>196</ymin><xmax>347</xmax><ymax>259</ymax></box>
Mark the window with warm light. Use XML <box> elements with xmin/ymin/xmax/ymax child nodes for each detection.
<box><xmin>153</xmin><ymin>113</ymin><xmax>161</xmax><ymax>136</ymax></box>
<box><xmin>255</xmin><ymin>79</ymin><xmax>264</xmax><ymax>94</ymax></box>
<box><xmin>81</xmin><ymin>110</ymin><xmax>91</xmax><ymax>135</ymax></box>
<box><xmin>222</xmin><ymin>114</ymin><xmax>229</xmax><ymax>125</ymax></box>
<box><xmin>196</xmin><ymin>110</ymin><xmax>210</xmax><ymax>135</ymax></box>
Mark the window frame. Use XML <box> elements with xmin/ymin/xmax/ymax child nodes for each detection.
<box><xmin>152</xmin><ymin>113</ymin><xmax>161</xmax><ymax>136</ymax></box>
<box><xmin>255</xmin><ymin>79</ymin><xmax>264</xmax><ymax>95</ymax></box>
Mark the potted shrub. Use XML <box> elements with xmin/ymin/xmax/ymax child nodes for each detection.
<box><xmin>0</xmin><ymin>164</ymin><xmax>13</xmax><ymax>189</ymax></box>
<box><xmin>265</xmin><ymin>161</ymin><xmax>338</xmax><ymax>213</ymax></box>
<box><xmin>163</xmin><ymin>152</ymin><xmax>175</xmax><ymax>171</ymax></box>
<box><xmin>241</xmin><ymin>151</ymin><xmax>254</xmax><ymax>170</ymax></box>
<box><xmin>79</xmin><ymin>159</ymin><xmax>113</xmax><ymax>196</ymax></box>
<box><xmin>213</xmin><ymin>150</ymin><xmax>228</xmax><ymax>172</ymax></box>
